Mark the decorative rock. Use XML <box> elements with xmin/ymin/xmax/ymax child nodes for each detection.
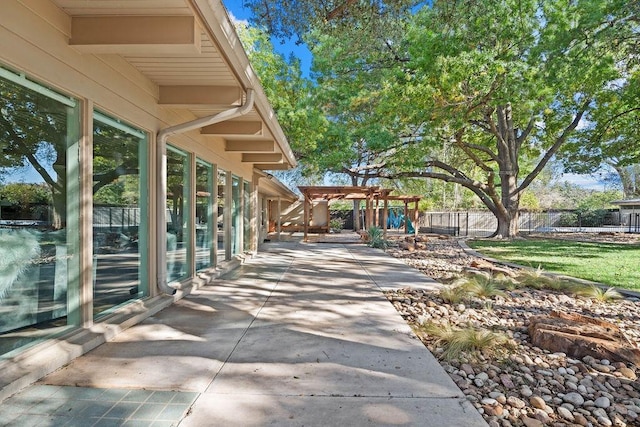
<box><xmin>595</xmin><ymin>396</ymin><xmax>611</xmax><ymax>408</ymax></box>
<box><xmin>530</xmin><ymin>396</ymin><xmax>546</xmax><ymax>410</ymax></box>
<box><xmin>597</xmin><ymin>415</ymin><xmax>613</xmax><ymax>426</ymax></box>
<box><xmin>506</xmin><ymin>396</ymin><xmax>525</xmax><ymax>409</ymax></box>
<box><xmin>532</xmin><ymin>409</ymin><xmax>550</xmax><ymax>423</ymax></box>
<box><xmin>557</xmin><ymin>406</ymin><xmax>574</xmax><ymax>421</ymax></box>
<box><xmin>461</xmin><ymin>364</ymin><xmax>475</xmax><ymax>376</ymax></box>
<box><xmin>619</xmin><ymin>367</ymin><xmax>637</xmax><ymax>380</ymax></box>
<box><xmin>573</xmin><ymin>413</ymin><xmax>589</xmax><ymax>426</ymax></box>
<box><xmin>521</xmin><ymin>417</ymin><xmax>543</xmax><ymax>427</ymax></box>
<box><xmin>383</xmin><ymin>239</ymin><xmax>640</xmax><ymax>427</ymax></box>
<box><xmin>500</xmin><ymin>374</ymin><xmax>515</xmax><ymax>389</ymax></box>
<box><xmin>528</xmin><ymin>311</ymin><xmax>640</xmax><ymax>366</ymax></box>
<box><xmin>481</xmin><ymin>398</ymin><xmax>498</xmax><ymax>406</ymax></box>
<box><xmin>563</xmin><ymin>392</ymin><xmax>585</xmax><ymax>406</ymax></box>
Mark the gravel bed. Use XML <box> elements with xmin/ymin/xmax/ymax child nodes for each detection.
<box><xmin>384</xmin><ymin>235</ymin><xmax>640</xmax><ymax>427</ymax></box>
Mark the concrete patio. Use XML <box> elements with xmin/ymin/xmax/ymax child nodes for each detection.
<box><xmin>0</xmin><ymin>238</ymin><xmax>487</xmax><ymax>426</ymax></box>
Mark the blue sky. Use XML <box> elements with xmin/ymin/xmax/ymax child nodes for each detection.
<box><xmin>222</xmin><ymin>0</ymin><xmax>313</xmax><ymax>77</ymax></box>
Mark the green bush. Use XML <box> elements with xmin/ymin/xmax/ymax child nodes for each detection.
<box><xmin>366</xmin><ymin>226</ymin><xmax>389</xmax><ymax>249</ymax></box>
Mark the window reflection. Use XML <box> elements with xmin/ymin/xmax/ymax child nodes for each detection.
<box><xmin>92</xmin><ymin>112</ymin><xmax>147</xmax><ymax>316</ymax></box>
<box><xmin>243</xmin><ymin>180</ymin><xmax>251</xmax><ymax>251</ymax></box>
<box><xmin>166</xmin><ymin>147</ymin><xmax>189</xmax><ymax>282</ymax></box>
<box><xmin>195</xmin><ymin>159</ymin><xmax>212</xmax><ymax>271</ymax></box>
<box><xmin>217</xmin><ymin>169</ymin><xmax>226</xmax><ymax>261</ymax></box>
<box><xmin>0</xmin><ymin>70</ymin><xmax>79</xmax><ymax>356</ymax></box>
<box><xmin>231</xmin><ymin>176</ymin><xmax>241</xmax><ymax>255</ymax></box>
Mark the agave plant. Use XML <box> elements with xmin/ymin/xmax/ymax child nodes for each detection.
<box><xmin>366</xmin><ymin>226</ymin><xmax>389</xmax><ymax>249</ymax></box>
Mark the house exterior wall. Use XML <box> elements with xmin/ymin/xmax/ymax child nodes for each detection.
<box><xmin>0</xmin><ymin>0</ymin><xmax>296</xmax><ymax>397</ymax></box>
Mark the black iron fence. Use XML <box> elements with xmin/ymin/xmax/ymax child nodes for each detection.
<box><xmin>416</xmin><ymin>209</ymin><xmax>640</xmax><ymax>237</ymax></box>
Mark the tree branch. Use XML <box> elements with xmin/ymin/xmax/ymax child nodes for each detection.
<box><xmin>517</xmin><ymin>100</ymin><xmax>591</xmax><ymax>193</ymax></box>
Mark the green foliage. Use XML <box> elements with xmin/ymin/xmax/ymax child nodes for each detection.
<box><xmin>514</xmin><ymin>268</ymin><xmax>577</xmax><ymax>292</ymax></box>
<box><xmin>234</xmin><ymin>22</ymin><xmax>327</xmax><ymax>163</ymax></box>
<box><xmin>575</xmin><ymin>285</ymin><xmax>623</xmax><ymax>302</ymax></box>
<box><xmin>419</xmin><ymin>321</ymin><xmax>510</xmax><ymax>361</ymax></box>
<box><xmin>365</xmin><ymin>226</ymin><xmax>389</xmax><ymax>249</ymax></box>
<box><xmin>0</xmin><ymin>182</ymin><xmax>50</xmax><ymax>205</ymax></box>
<box><xmin>438</xmin><ymin>285</ymin><xmax>467</xmax><ymax>304</ymax></box>
<box><xmin>329</xmin><ymin>217</ymin><xmax>344</xmax><ymax>231</ymax></box>
<box><xmin>456</xmin><ymin>275</ymin><xmax>508</xmax><ymax>299</ymax></box>
<box><xmin>468</xmin><ymin>238</ymin><xmax>640</xmax><ymax>290</ymax></box>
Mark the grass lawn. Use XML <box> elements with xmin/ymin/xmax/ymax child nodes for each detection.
<box><xmin>467</xmin><ymin>238</ymin><xmax>640</xmax><ymax>291</ymax></box>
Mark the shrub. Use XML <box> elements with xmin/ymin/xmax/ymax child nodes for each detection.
<box><xmin>457</xmin><ymin>275</ymin><xmax>507</xmax><ymax>298</ymax></box>
<box><xmin>366</xmin><ymin>226</ymin><xmax>389</xmax><ymax>249</ymax></box>
<box><xmin>575</xmin><ymin>284</ymin><xmax>622</xmax><ymax>302</ymax></box>
<box><xmin>515</xmin><ymin>267</ymin><xmax>577</xmax><ymax>292</ymax></box>
<box><xmin>419</xmin><ymin>321</ymin><xmax>509</xmax><ymax>361</ymax></box>
<box><xmin>329</xmin><ymin>218</ymin><xmax>344</xmax><ymax>232</ymax></box>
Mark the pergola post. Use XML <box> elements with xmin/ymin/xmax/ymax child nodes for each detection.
<box><xmin>414</xmin><ymin>199</ymin><xmax>419</xmax><ymax>236</ymax></box>
<box><xmin>404</xmin><ymin>201</ymin><xmax>409</xmax><ymax>234</ymax></box>
<box><xmin>277</xmin><ymin>196</ymin><xmax>282</xmax><ymax>241</ymax></box>
<box><xmin>383</xmin><ymin>195</ymin><xmax>389</xmax><ymax>239</ymax></box>
<box><xmin>374</xmin><ymin>197</ymin><xmax>379</xmax><ymax>227</ymax></box>
<box><xmin>365</xmin><ymin>193</ymin><xmax>372</xmax><ymax>230</ymax></box>
<box><xmin>303</xmin><ymin>192</ymin><xmax>309</xmax><ymax>242</ymax></box>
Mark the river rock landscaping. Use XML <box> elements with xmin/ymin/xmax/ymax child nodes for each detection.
<box><xmin>384</xmin><ymin>235</ymin><xmax>640</xmax><ymax>427</ymax></box>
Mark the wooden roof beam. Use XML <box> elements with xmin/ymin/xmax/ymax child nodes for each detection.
<box><xmin>225</xmin><ymin>140</ymin><xmax>275</xmax><ymax>152</ymax></box>
<box><xmin>254</xmin><ymin>163</ymin><xmax>291</xmax><ymax>170</ymax></box>
<box><xmin>242</xmin><ymin>153</ymin><xmax>283</xmax><ymax>163</ymax></box>
<box><xmin>159</xmin><ymin>86</ymin><xmax>242</xmax><ymax>107</ymax></box>
<box><xmin>201</xmin><ymin>121</ymin><xmax>263</xmax><ymax>136</ymax></box>
<box><xmin>70</xmin><ymin>16</ymin><xmax>201</xmax><ymax>54</ymax></box>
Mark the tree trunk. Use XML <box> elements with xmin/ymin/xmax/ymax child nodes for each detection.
<box><xmin>494</xmin><ymin>208</ymin><xmax>519</xmax><ymax>238</ymax></box>
<box><xmin>615</xmin><ymin>164</ymin><xmax>640</xmax><ymax>198</ymax></box>
<box><xmin>494</xmin><ymin>104</ymin><xmax>521</xmax><ymax>238</ymax></box>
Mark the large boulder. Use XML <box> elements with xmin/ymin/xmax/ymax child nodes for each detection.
<box><xmin>528</xmin><ymin>311</ymin><xmax>640</xmax><ymax>366</ymax></box>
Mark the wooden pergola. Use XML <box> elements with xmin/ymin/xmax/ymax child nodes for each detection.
<box><xmin>298</xmin><ymin>186</ymin><xmax>421</xmax><ymax>242</ymax></box>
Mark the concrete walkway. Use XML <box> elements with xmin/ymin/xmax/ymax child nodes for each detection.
<box><xmin>0</xmin><ymin>240</ymin><xmax>487</xmax><ymax>427</ymax></box>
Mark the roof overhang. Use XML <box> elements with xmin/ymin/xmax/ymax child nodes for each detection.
<box><xmin>53</xmin><ymin>0</ymin><xmax>296</xmax><ymax>170</ymax></box>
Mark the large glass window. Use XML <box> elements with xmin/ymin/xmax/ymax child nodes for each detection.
<box><xmin>92</xmin><ymin>112</ymin><xmax>147</xmax><ymax>316</ymax></box>
<box><xmin>217</xmin><ymin>169</ymin><xmax>226</xmax><ymax>261</ymax></box>
<box><xmin>166</xmin><ymin>146</ymin><xmax>190</xmax><ymax>283</ymax></box>
<box><xmin>0</xmin><ymin>68</ymin><xmax>80</xmax><ymax>357</ymax></box>
<box><xmin>195</xmin><ymin>159</ymin><xmax>213</xmax><ymax>271</ymax></box>
<box><xmin>243</xmin><ymin>180</ymin><xmax>251</xmax><ymax>251</ymax></box>
<box><xmin>231</xmin><ymin>175</ymin><xmax>241</xmax><ymax>255</ymax></box>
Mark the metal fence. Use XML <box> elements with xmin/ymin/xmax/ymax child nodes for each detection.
<box><xmin>416</xmin><ymin>209</ymin><xmax>640</xmax><ymax>237</ymax></box>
